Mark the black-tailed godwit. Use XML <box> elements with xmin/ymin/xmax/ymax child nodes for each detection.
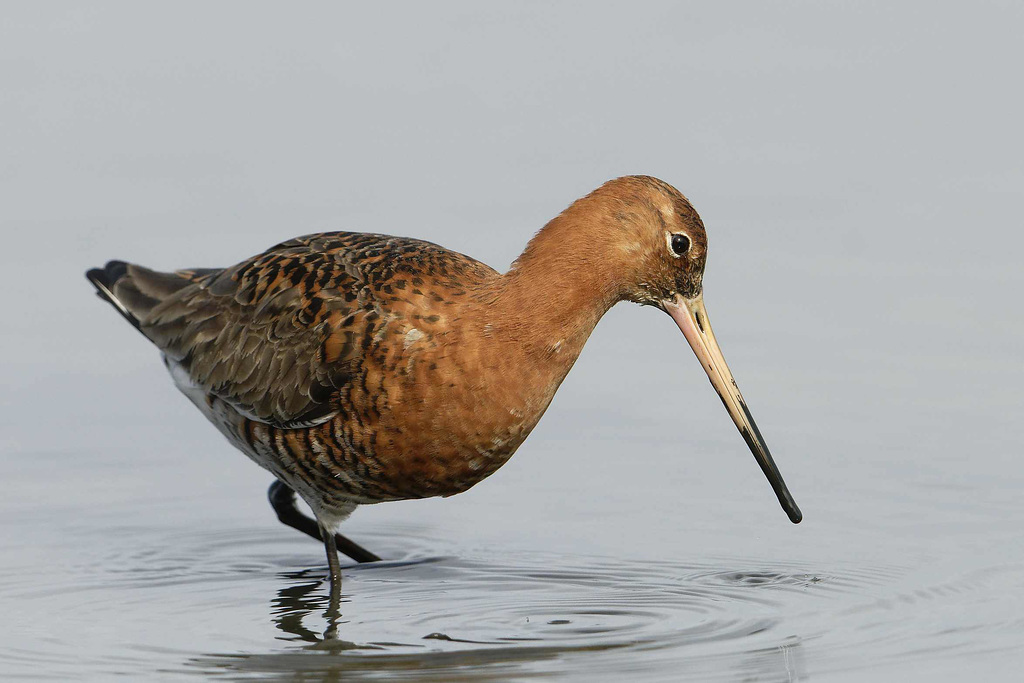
<box><xmin>87</xmin><ymin>176</ymin><xmax>801</xmax><ymax>620</ymax></box>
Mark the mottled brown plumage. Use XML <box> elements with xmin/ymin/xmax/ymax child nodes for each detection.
<box><xmin>87</xmin><ymin>175</ymin><xmax>800</xmax><ymax>616</ymax></box>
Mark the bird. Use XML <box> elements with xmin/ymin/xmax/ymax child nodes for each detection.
<box><xmin>86</xmin><ymin>175</ymin><xmax>801</xmax><ymax>623</ymax></box>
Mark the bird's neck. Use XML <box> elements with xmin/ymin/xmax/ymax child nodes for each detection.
<box><xmin>476</xmin><ymin>213</ymin><xmax>624</xmax><ymax>386</ymax></box>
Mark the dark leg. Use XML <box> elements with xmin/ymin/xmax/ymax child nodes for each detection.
<box><xmin>268</xmin><ymin>480</ymin><xmax>382</xmax><ymax>563</ymax></box>
<box><xmin>318</xmin><ymin>520</ymin><xmax>342</xmax><ymax>640</ymax></box>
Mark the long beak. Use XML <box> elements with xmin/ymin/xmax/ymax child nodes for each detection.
<box><xmin>664</xmin><ymin>294</ymin><xmax>802</xmax><ymax>523</ymax></box>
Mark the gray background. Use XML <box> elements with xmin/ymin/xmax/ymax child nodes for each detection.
<box><xmin>2</xmin><ymin>2</ymin><xmax>1023</xmax><ymax>681</ymax></box>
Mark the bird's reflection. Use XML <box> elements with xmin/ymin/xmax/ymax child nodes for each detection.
<box><xmin>272</xmin><ymin>568</ymin><xmax>345</xmax><ymax>644</ymax></box>
<box><xmin>272</xmin><ymin>555</ymin><xmax>445</xmax><ymax>644</ymax></box>
<box><xmin>267</xmin><ymin>570</ymin><xmax>807</xmax><ymax>682</ymax></box>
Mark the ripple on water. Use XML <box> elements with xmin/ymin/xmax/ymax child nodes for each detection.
<box><xmin>185</xmin><ymin>531</ymin><xmax>900</xmax><ymax>681</ymax></box>
<box><xmin>6</xmin><ymin>524</ymin><xmax>1024</xmax><ymax>681</ymax></box>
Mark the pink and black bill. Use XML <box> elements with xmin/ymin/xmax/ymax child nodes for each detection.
<box><xmin>664</xmin><ymin>294</ymin><xmax>802</xmax><ymax>524</ymax></box>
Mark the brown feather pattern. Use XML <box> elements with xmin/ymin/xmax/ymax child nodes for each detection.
<box><xmin>89</xmin><ymin>176</ymin><xmax>711</xmax><ymax>519</ymax></box>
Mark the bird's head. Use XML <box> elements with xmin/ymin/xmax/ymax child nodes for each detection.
<box><xmin>564</xmin><ymin>176</ymin><xmax>803</xmax><ymax>523</ymax></box>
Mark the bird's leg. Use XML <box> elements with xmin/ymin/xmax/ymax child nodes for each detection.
<box><xmin>318</xmin><ymin>520</ymin><xmax>342</xmax><ymax>640</ymax></box>
<box><xmin>268</xmin><ymin>480</ymin><xmax>382</xmax><ymax>563</ymax></box>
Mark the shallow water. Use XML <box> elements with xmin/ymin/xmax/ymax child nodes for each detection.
<box><xmin>5</xmin><ymin>488</ymin><xmax>1024</xmax><ymax>682</ymax></box>
<box><xmin>4</xmin><ymin>2</ymin><xmax>1024</xmax><ymax>681</ymax></box>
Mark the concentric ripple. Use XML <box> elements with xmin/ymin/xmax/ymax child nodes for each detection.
<box><xmin>188</xmin><ymin>532</ymin><xmax>905</xmax><ymax>681</ymax></box>
<box><xmin>6</xmin><ymin>522</ymin><xmax>1024</xmax><ymax>682</ymax></box>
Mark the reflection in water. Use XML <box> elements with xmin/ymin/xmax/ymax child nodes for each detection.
<box><xmin>191</xmin><ymin>552</ymin><xmax>814</xmax><ymax>682</ymax></box>
<box><xmin>7</xmin><ymin>518</ymin><xmax>1024</xmax><ymax>680</ymax></box>
<box><xmin>272</xmin><ymin>569</ymin><xmax>330</xmax><ymax>644</ymax></box>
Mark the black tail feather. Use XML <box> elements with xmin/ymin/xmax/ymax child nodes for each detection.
<box><xmin>86</xmin><ymin>260</ymin><xmax>142</xmax><ymax>332</ymax></box>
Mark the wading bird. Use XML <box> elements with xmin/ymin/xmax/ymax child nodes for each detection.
<box><xmin>87</xmin><ymin>176</ymin><xmax>801</xmax><ymax>620</ymax></box>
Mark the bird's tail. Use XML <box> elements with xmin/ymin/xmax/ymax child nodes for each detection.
<box><xmin>85</xmin><ymin>260</ymin><xmax>202</xmax><ymax>335</ymax></box>
<box><xmin>86</xmin><ymin>260</ymin><xmax>144</xmax><ymax>332</ymax></box>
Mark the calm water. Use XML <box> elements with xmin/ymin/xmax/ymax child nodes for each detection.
<box><xmin>3</xmin><ymin>2</ymin><xmax>1024</xmax><ymax>681</ymax></box>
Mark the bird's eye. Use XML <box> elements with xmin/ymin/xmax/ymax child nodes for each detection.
<box><xmin>670</xmin><ymin>233</ymin><xmax>691</xmax><ymax>257</ymax></box>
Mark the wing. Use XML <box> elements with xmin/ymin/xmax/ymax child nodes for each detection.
<box><xmin>136</xmin><ymin>232</ymin><xmax>484</xmax><ymax>428</ymax></box>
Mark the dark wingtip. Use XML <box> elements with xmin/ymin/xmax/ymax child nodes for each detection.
<box><xmin>85</xmin><ymin>267</ymin><xmax>106</xmax><ymax>286</ymax></box>
<box><xmin>86</xmin><ymin>260</ymin><xmax>129</xmax><ymax>288</ymax></box>
<box><xmin>86</xmin><ymin>260</ymin><xmax>143</xmax><ymax>332</ymax></box>
<box><xmin>104</xmin><ymin>259</ymin><xmax>129</xmax><ymax>282</ymax></box>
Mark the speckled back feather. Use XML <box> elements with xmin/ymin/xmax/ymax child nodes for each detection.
<box><xmin>100</xmin><ymin>232</ymin><xmax>497</xmax><ymax>429</ymax></box>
